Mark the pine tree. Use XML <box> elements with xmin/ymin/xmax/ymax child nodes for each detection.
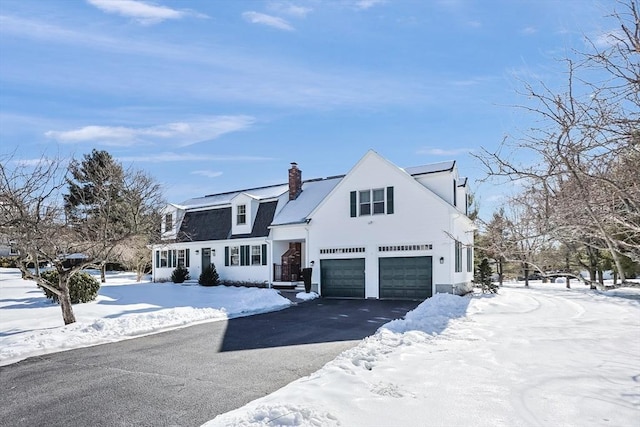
<box><xmin>476</xmin><ymin>258</ymin><xmax>498</xmax><ymax>293</ymax></box>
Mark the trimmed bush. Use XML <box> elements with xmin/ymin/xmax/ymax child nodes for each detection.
<box><xmin>40</xmin><ymin>270</ymin><xmax>101</xmax><ymax>304</ymax></box>
<box><xmin>199</xmin><ymin>263</ymin><xmax>220</xmax><ymax>286</ymax></box>
<box><xmin>475</xmin><ymin>258</ymin><xmax>498</xmax><ymax>294</ymax></box>
<box><xmin>171</xmin><ymin>265</ymin><xmax>190</xmax><ymax>283</ymax></box>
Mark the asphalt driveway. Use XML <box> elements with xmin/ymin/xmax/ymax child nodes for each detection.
<box><xmin>0</xmin><ymin>298</ymin><xmax>420</xmax><ymax>427</ymax></box>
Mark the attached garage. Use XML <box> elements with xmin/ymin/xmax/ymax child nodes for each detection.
<box><xmin>320</xmin><ymin>258</ymin><xmax>365</xmax><ymax>298</ymax></box>
<box><xmin>379</xmin><ymin>256</ymin><xmax>432</xmax><ymax>300</ymax></box>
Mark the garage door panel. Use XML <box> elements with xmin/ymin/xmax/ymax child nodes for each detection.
<box><xmin>379</xmin><ymin>256</ymin><xmax>432</xmax><ymax>300</ymax></box>
<box><xmin>321</xmin><ymin>258</ymin><xmax>365</xmax><ymax>298</ymax></box>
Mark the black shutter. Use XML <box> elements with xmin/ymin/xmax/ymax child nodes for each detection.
<box><xmin>172</xmin><ymin>250</ymin><xmax>177</xmax><ymax>268</ymax></box>
<box><xmin>387</xmin><ymin>186</ymin><xmax>394</xmax><ymax>214</ymax></box>
<box><xmin>261</xmin><ymin>244</ymin><xmax>267</xmax><ymax>265</ymax></box>
<box><xmin>240</xmin><ymin>245</ymin><xmax>247</xmax><ymax>266</ymax></box>
<box><xmin>350</xmin><ymin>191</ymin><xmax>357</xmax><ymax>217</ymax></box>
<box><xmin>185</xmin><ymin>249</ymin><xmax>190</xmax><ymax>268</ymax></box>
<box><xmin>244</xmin><ymin>246</ymin><xmax>251</xmax><ymax>266</ymax></box>
<box><xmin>155</xmin><ymin>250</ymin><xmax>160</xmax><ymax>268</ymax></box>
<box><xmin>225</xmin><ymin>246</ymin><xmax>229</xmax><ymax>266</ymax></box>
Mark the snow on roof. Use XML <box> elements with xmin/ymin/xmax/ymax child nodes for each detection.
<box><xmin>271</xmin><ymin>176</ymin><xmax>343</xmax><ymax>226</ymax></box>
<box><xmin>180</xmin><ymin>184</ymin><xmax>289</xmax><ymax>210</ymax></box>
<box><xmin>403</xmin><ymin>160</ymin><xmax>455</xmax><ymax>176</ymax></box>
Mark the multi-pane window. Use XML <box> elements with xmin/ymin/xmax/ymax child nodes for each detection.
<box><xmin>156</xmin><ymin>249</ymin><xmax>190</xmax><ymax>268</ymax></box>
<box><xmin>225</xmin><ymin>244</ymin><xmax>267</xmax><ymax>266</ymax></box>
<box><xmin>177</xmin><ymin>249</ymin><xmax>186</xmax><ymax>267</ymax></box>
<box><xmin>237</xmin><ymin>205</ymin><xmax>246</xmax><ymax>225</ymax></box>
<box><xmin>359</xmin><ymin>190</ymin><xmax>371</xmax><ymax>215</ymax></box>
<box><xmin>372</xmin><ymin>189</ymin><xmax>385</xmax><ymax>214</ymax></box>
<box><xmin>165</xmin><ymin>213</ymin><xmax>173</xmax><ymax>232</ymax></box>
<box><xmin>160</xmin><ymin>250</ymin><xmax>168</xmax><ymax>267</ymax></box>
<box><xmin>455</xmin><ymin>241</ymin><xmax>462</xmax><ymax>273</ymax></box>
<box><xmin>467</xmin><ymin>247</ymin><xmax>473</xmax><ymax>272</ymax></box>
<box><xmin>251</xmin><ymin>245</ymin><xmax>262</xmax><ymax>265</ymax></box>
<box><xmin>230</xmin><ymin>246</ymin><xmax>240</xmax><ymax>265</ymax></box>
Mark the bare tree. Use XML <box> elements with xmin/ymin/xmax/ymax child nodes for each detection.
<box><xmin>476</xmin><ymin>1</ymin><xmax>639</xmax><ymax>284</ymax></box>
<box><xmin>0</xmin><ymin>152</ymin><xmax>164</xmax><ymax>325</ymax></box>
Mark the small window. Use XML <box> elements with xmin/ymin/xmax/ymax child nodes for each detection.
<box><xmin>178</xmin><ymin>249</ymin><xmax>186</xmax><ymax>267</ymax></box>
<box><xmin>165</xmin><ymin>213</ymin><xmax>173</xmax><ymax>232</ymax></box>
<box><xmin>251</xmin><ymin>245</ymin><xmax>262</xmax><ymax>265</ymax></box>
<box><xmin>372</xmin><ymin>188</ymin><xmax>385</xmax><ymax>214</ymax></box>
<box><xmin>453</xmin><ymin>180</ymin><xmax>457</xmax><ymax>207</ymax></box>
<box><xmin>9</xmin><ymin>243</ymin><xmax>18</xmax><ymax>255</ymax></box>
<box><xmin>237</xmin><ymin>205</ymin><xmax>246</xmax><ymax>225</ymax></box>
<box><xmin>160</xmin><ymin>250</ymin><xmax>168</xmax><ymax>268</ymax></box>
<box><xmin>359</xmin><ymin>190</ymin><xmax>371</xmax><ymax>215</ymax></box>
<box><xmin>230</xmin><ymin>246</ymin><xmax>240</xmax><ymax>266</ymax></box>
<box><xmin>455</xmin><ymin>241</ymin><xmax>462</xmax><ymax>273</ymax></box>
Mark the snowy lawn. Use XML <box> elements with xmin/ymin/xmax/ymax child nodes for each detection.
<box><xmin>0</xmin><ymin>268</ymin><xmax>291</xmax><ymax>366</ymax></box>
<box><xmin>206</xmin><ymin>281</ymin><xmax>640</xmax><ymax>427</ymax></box>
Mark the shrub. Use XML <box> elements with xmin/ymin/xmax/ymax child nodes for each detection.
<box><xmin>171</xmin><ymin>265</ymin><xmax>190</xmax><ymax>283</ymax></box>
<box><xmin>475</xmin><ymin>258</ymin><xmax>498</xmax><ymax>294</ymax></box>
<box><xmin>199</xmin><ymin>263</ymin><xmax>220</xmax><ymax>286</ymax></box>
<box><xmin>40</xmin><ymin>270</ymin><xmax>101</xmax><ymax>304</ymax></box>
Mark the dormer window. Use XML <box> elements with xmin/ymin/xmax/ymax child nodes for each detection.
<box><xmin>237</xmin><ymin>204</ymin><xmax>247</xmax><ymax>225</ymax></box>
<box><xmin>164</xmin><ymin>213</ymin><xmax>173</xmax><ymax>232</ymax></box>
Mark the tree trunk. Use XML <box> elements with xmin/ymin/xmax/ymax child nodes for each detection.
<box><xmin>597</xmin><ymin>268</ymin><xmax>604</xmax><ymax>285</ymax></box>
<box><xmin>613</xmin><ymin>270</ymin><xmax>618</xmax><ymax>285</ymax></box>
<box><xmin>524</xmin><ymin>264</ymin><xmax>529</xmax><ymax>287</ymax></box>
<box><xmin>566</xmin><ymin>275</ymin><xmax>571</xmax><ymax>289</ymax></box>
<box><xmin>58</xmin><ymin>275</ymin><xmax>76</xmax><ymax>325</ymax></box>
<box><xmin>101</xmin><ymin>264</ymin><xmax>106</xmax><ymax>283</ymax></box>
<box><xmin>498</xmin><ymin>258</ymin><xmax>504</xmax><ymax>287</ymax></box>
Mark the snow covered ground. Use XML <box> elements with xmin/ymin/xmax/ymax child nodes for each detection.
<box><xmin>1</xmin><ymin>268</ymin><xmax>639</xmax><ymax>426</ymax></box>
<box><xmin>0</xmin><ymin>268</ymin><xmax>292</xmax><ymax>366</ymax></box>
<box><xmin>206</xmin><ymin>281</ymin><xmax>640</xmax><ymax>427</ymax></box>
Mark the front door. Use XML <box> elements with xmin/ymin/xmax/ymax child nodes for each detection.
<box><xmin>201</xmin><ymin>248</ymin><xmax>211</xmax><ymax>269</ymax></box>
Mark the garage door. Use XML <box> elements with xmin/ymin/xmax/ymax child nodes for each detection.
<box><xmin>379</xmin><ymin>256</ymin><xmax>432</xmax><ymax>300</ymax></box>
<box><xmin>320</xmin><ymin>258</ymin><xmax>365</xmax><ymax>298</ymax></box>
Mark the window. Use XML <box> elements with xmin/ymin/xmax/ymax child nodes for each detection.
<box><xmin>230</xmin><ymin>246</ymin><xmax>240</xmax><ymax>266</ymax></box>
<box><xmin>251</xmin><ymin>245</ymin><xmax>262</xmax><ymax>265</ymax></box>
<box><xmin>226</xmin><ymin>244</ymin><xmax>267</xmax><ymax>266</ymax></box>
<box><xmin>455</xmin><ymin>241</ymin><xmax>462</xmax><ymax>273</ymax></box>
<box><xmin>372</xmin><ymin>189</ymin><xmax>385</xmax><ymax>214</ymax></box>
<box><xmin>160</xmin><ymin>250</ymin><xmax>168</xmax><ymax>268</ymax></box>
<box><xmin>466</xmin><ymin>247</ymin><xmax>473</xmax><ymax>272</ymax></box>
<box><xmin>352</xmin><ymin>187</ymin><xmax>394</xmax><ymax>217</ymax></box>
<box><xmin>165</xmin><ymin>213</ymin><xmax>173</xmax><ymax>232</ymax></box>
<box><xmin>237</xmin><ymin>205</ymin><xmax>246</xmax><ymax>225</ymax></box>
<box><xmin>359</xmin><ymin>190</ymin><xmax>371</xmax><ymax>215</ymax></box>
<box><xmin>453</xmin><ymin>180</ymin><xmax>457</xmax><ymax>207</ymax></box>
<box><xmin>178</xmin><ymin>249</ymin><xmax>186</xmax><ymax>267</ymax></box>
<box><xmin>9</xmin><ymin>242</ymin><xmax>18</xmax><ymax>255</ymax></box>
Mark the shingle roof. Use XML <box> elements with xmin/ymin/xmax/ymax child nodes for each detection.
<box><xmin>180</xmin><ymin>184</ymin><xmax>288</xmax><ymax>209</ymax></box>
<box><xmin>231</xmin><ymin>201</ymin><xmax>278</xmax><ymax>239</ymax></box>
<box><xmin>271</xmin><ymin>177</ymin><xmax>342</xmax><ymax>226</ymax></box>
<box><xmin>178</xmin><ymin>208</ymin><xmax>231</xmax><ymax>242</ymax></box>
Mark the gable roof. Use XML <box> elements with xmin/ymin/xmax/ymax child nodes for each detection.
<box><xmin>271</xmin><ymin>176</ymin><xmax>342</xmax><ymax>226</ymax></box>
<box><xmin>231</xmin><ymin>201</ymin><xmax>278</xmax><ymax>239</ymax></box>
<box><xmin>403</xmin><ymin>160</ymin><xmax>455</xmax><ymax>176</ymax></box>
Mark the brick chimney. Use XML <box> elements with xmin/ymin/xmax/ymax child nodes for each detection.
<box><xmin>288</xmin><ymin>162</ymin><xmax>302</xmax><ymax>200</ymax></box>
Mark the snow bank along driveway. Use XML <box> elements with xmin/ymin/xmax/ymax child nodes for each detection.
<box><xmin>207</xmin><ymin>284</ymin><xmax>640</xmax><ymax>427</ymax></box>
<box><xmin>0</xmin><ymin>268</ymin><xmax>291</xmax><ymax>366</ymax></box>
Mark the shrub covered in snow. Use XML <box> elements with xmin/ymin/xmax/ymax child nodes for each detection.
<box><xmin>39</xmin><ymin>270</ymin><xmax>100</xmax><ymax>304</ymax></box>
<box><xmin>199</xmin><ymin>264</ymin><xmax>220</xmax><ymax>286</ymax></box>
<box><xmin>170</xmin><ymin>265</ymin><xmax>190</xmax><ymax>284</ymax></box>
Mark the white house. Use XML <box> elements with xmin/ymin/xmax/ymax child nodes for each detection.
<box><xmin>152</xmin><ymin>150</ymin><xmax>475</xmax><ymax>299</ymax></box>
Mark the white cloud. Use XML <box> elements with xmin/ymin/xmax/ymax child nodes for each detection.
<box><xmin>417</xmin><ymin>147</ymin><xmax>474</xmax><ymax>156</ymax></box>
<box><xmin>87</xmin><ymin>0</ymin><xmax>206</xmax><ymax>25</ymax></box>
<box><xmin>354</xmin><ymin>0</ymin><xmax>386</xmax><ymax>10</ymax></box>
<box><xmin>45</xmin><ymin>116</ymin><xmax>256</xmax><ymax>147</ymax></box>
<box><xmin>242</xmin><ymin>11</ymin><xmax>294</xmax><ymax>31</ymax></box>
<box><xmin>191</xmin><ymin>170</ymin><xmax>223</xmax><ymax>178</ymax></box>
<box><xmin>592</xmin><ymin>29</ymin><xmax>625</xmax><ymax>48</ymax></box>
<box><xmin>268</xmin><ymin>2</ymin><xmax>312</xmax><ymax>18</ymax></box>
<box><xmin>520</xmin><ymin>26</ymin><xmax>537</xmax><ymax>35</ymax></box>
<box><xmin>119</xmin><ymin>152</ymin><xmax>275</xmax><ymax>163</ymax></box>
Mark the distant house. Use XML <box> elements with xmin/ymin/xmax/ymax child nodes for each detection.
<box><xmin>152</xmin><ymin>150</ymin><xmax>475</xmax><ymax>299</ymax></box>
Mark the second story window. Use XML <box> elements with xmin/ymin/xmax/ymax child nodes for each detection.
<box><xmin>164</xmin><ymin>213</ymin><xmax>173</xmax><ymax>232</ymax></box>
<box><xmin>237</xmin><ymin>204</ymin><xmax>246</xmax><ymax>225</ymax></box>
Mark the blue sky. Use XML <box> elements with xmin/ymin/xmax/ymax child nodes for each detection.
<box><xmin>0</xmin><ymin>0</ymin><xmax>617</xmax><ymax>216</ymax></box>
